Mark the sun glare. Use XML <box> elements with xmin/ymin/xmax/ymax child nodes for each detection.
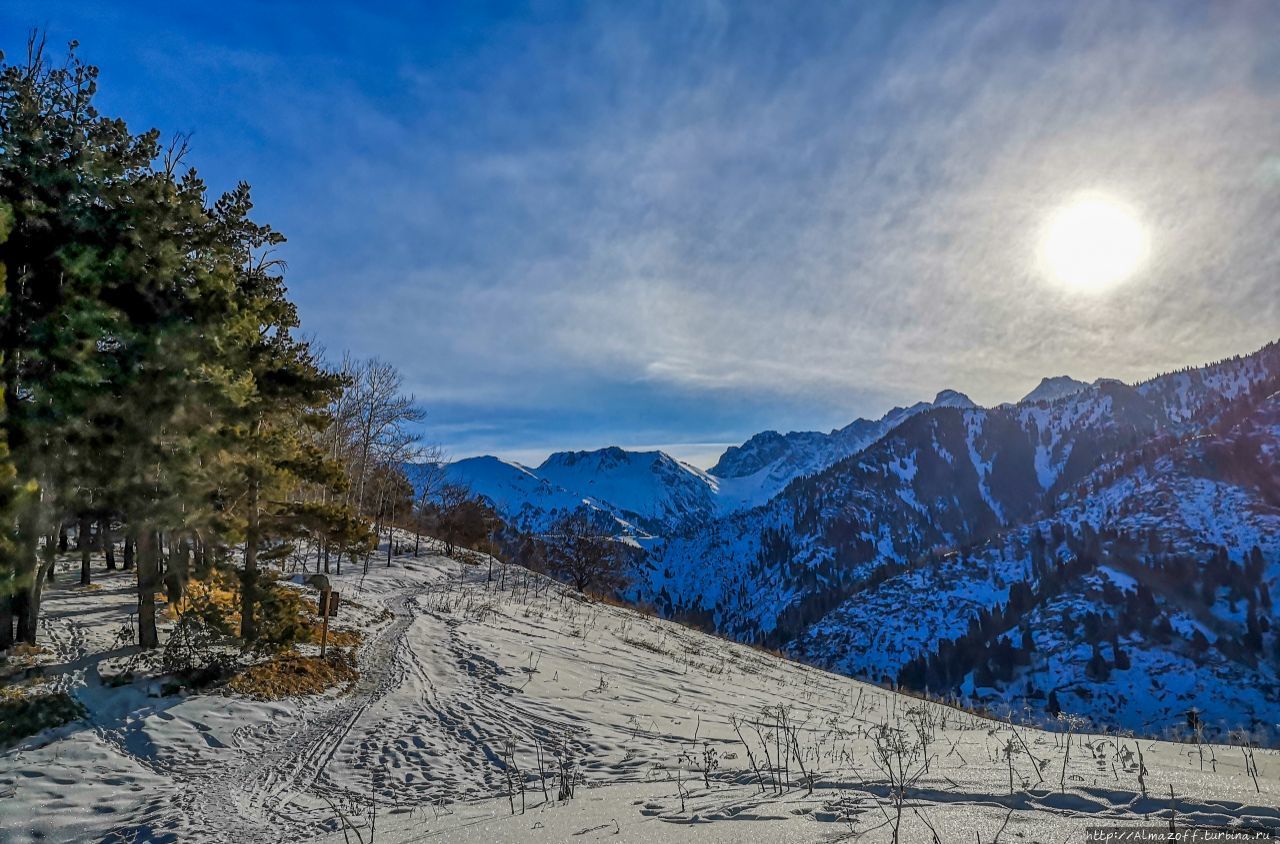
<box><xmin>1039</xmin><ymin>193</ymin><xmax>1148</xmax><ymax>292</ymax></box>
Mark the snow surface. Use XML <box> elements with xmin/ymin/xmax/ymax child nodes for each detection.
<box><xmin>3</xmin><ymin>539</ymin><xmax>1279</xmax><ymax>843</ymax></box>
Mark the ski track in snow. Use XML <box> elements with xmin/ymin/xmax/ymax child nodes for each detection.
<box><xmin>188</xmin><ymin>590</ymin><xmax>416</xmax><ymax>840</ymax></box>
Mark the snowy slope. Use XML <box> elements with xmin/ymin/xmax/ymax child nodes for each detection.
<box><xmin>443</xmin><ymin>456</ymin><xmax>594</xmax><ymax>525</ymax></box>
<box><xmin>4</xmin><ymin>540</ymin><xmax>1278</xmax><ymax>843</ymax></box>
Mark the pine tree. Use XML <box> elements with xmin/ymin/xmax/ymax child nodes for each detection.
<box><xmin>210</xmin><ymin>188</ymin><xmax>346</xmax><ymax>642</ymax></box>
<box><xmin>0</xmin><ymin>36</ymin><xmax>163</xmax><ymax>643</ymax></box>
<box><xmin>0</xmin><ymin>197</ymin><xmax>18</xmax><ymax>649</ymax></box>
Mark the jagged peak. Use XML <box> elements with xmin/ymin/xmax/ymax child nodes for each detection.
<box><xmin>540</xmin><ymin>446</ymin><xmax>639</xmax><ymax>469</ymax></box>
<box><xmin>1020</xmin><ymin>375</ymin><xmax>1091</xmax><ymax>405</ymax></box>
<box><xmin>932</xmin><ymin>389</ymin><xmax>977</xmax><ymax>409</ymax></box>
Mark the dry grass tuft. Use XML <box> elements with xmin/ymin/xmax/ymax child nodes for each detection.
<box><xmin>324</xmin><ymin>628</ymin><xmax>363</xmax><ymax>648</ymax></box>
<box><xmin>167</xmin><ymin>568</ymin><xmax>239</xmax><ymax>625</ymax></box>
<box><xmin>617</xmin><ymin>634</ymin><xmax>672</xmax><ymax>656</ymax></box>
<box><xmin>226</xmin><ymin>650</ymin><xmax>358</xmax><ymax>700</ymax></box>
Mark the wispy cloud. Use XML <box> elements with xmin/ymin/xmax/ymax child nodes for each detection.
<box><xmin>10</xmin><ymin>0</ymin><xmax>1279</xmax><ymax>461</ymax></box>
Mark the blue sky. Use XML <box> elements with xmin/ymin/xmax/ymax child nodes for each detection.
<box><xmin>4</xmin><ymin>2</ymin><xmax>1279</xmax><ymax>467</ymax></box>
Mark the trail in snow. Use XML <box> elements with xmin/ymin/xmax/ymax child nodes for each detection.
<box><xmin>168</xmin><ymin>588</ymin><xmax>419</xmax><ymax>841</ymax></box>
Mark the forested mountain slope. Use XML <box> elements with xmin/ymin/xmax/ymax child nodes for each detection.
<box><xmin>634</xmin><ymin>340</ymin><xmax>1280</xmax><ymax>739</ymax></box>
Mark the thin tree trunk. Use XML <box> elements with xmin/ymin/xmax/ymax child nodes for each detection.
<box><xmin>0</xmin><ymin>595</ymin><xmax>12</xmax><ymax>650</ymax></box>
<box><xmin>57</xmin><ymin>524</ymin><xmax>68</xmax><ymax>553</ymax></box>
<box><xmin>12</xmin><ymin>588</ymin><xmax>32</xmax><ymax>645</ymax></box>
<box><xmin>101</xmin><ymin>517</ymin><xmax>115</xmax><ymax>570</ymax></box>
<box><xmin>165</xmin><ymin>535</ymin><xmax>189</xmax><ymax>604</ymax></box>
<box><xmin>135</xmin><ymin>528</ymin><xmax>160</xmax><ymax>649</ymax></box>
<box><xmin>79</xmin><ymin>515</ymin><xmax>92</xmax><ymax>586</ymax></box>
<box><xmin>194</xmin><ymin>537</ymin><xmax>212</xmax><ymax>580</ymax></box>
<box><xmin>122</xmin><ymin>535</ymin><xmax>135</xmax><ymax>570</ymax></box>
<box><xmin>240</xmin><ymin>478</ymin><xmax>260</xmax><ymax>643</ymax></box>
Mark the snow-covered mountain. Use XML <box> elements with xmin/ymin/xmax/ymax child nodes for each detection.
<box><xmin>632</xmin><ymin>339</ymin><xmax>1280</xmax><ymax>739</ymax></box>
<box><xmin>708</xmin><ymin>389</ymin><xmax>977</xmax><ymax>503</ymax></box>
<box><xmin>797</xmin><ymin>393</ymin><xmax>1280</xmax><ymax>736</ymax></box>
<box><xmin>434</xmin><ymin>448</ymin><xmax>718</xmax><ymax>536</ymax></box>
<box><xmin>1019</xmin><ymin>375</ymin><xmax>1090</xmax><ymax>404</ymax></box>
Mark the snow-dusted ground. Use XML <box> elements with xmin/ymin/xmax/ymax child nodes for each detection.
<box><xmin>3</xmin><ymin>542</ymin><xmax>1278</xmax><ymax>843</ymax></box>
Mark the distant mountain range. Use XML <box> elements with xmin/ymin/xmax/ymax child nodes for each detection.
<box><xmin>425</xmin><ymin>388</ymin><xmax>981</xmax><ymax>537</ymax></box>
<box><xmin>408</xmin><ymin>340</ymin><xmax>1280</xmax><ymax>740</ymax></box>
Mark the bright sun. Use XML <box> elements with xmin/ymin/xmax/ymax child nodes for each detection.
<box><xmin>1039</xmin><ymin>193</ymin><xmax>1148</xmax><ymax>292</ymax></box>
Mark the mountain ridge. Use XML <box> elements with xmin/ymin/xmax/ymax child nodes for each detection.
<box><xmin>632</xmin><ymin>338</ymin><xmax>1280</xmax><ymax>739</ymax></box>
<box><xmin>423</xmin><ymin>388</ymin><xmax>982</xmax><ymax>535</ymax></box>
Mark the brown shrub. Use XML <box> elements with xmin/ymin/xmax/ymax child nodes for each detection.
<box><xmin>226</xmin><ymin>650</ymin><xmax>358</xmax><ymax>700</ymax></box>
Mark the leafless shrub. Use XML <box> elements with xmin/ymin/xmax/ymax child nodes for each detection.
<box><xmin>870</xmin><ymin>722</ymin><xmax>928</xmax><ymax>844</ymax></box>
<box><xmin>1229</xmin><ymin>728</ymin><xmax>1262</xmax><ymax>793</ymax></box>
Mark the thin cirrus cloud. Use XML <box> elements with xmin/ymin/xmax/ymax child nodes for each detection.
<box><xmin>4</xmin><ymin>1</ymin><xmax>1280</xmax><ymax>468</ymax></box>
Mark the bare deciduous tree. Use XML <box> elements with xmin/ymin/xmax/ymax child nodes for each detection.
<box><xmin>546</xmin><ymin>509</ymin><xmax>627</xmax><ymax>595</ymax></box>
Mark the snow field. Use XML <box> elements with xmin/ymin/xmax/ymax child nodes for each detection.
<box><xmin>2</xmin><ymin>538</ymin><xmax>1278</xmax><ymax>843</ymax></box>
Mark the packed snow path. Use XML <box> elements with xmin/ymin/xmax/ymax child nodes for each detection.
<box><xmin>3</xmin><ymin>542</ymin><xmax>1278</xmax><ymax>843</ymax></box>
<box><xmin>178</xmin><ymin>589</ymin><xmax>419</xmax><ymax>839</ymax></box>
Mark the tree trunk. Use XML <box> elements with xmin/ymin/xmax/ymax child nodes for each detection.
<box><xmin>240</xmin><ymin>479</ymin><xmax>260</xmax><ymax>643</ymax></box>
<box><xmin>194</xmin><ymin>536</ymin><xmax>212</xmax><ymax>580</ymax></box>
<box><xmin>12</xmin><ymin>588</ymin><xmax>31</xmax><ymax>645</ymax></box>
<box><xmin>135</xmin><ymin>529</ymin><xmax>160</xmax><ymax>649</ymax></box>
<box><xmin>323</xmin><ymin>540</ymin><xmax>330</xmax><ymax>575</ymax></box>
<box><xmin>101</xmin><ymin>517</ymin><xmax>115</xmax><ymax>570</ymax></box>
<box><xmin>78</xmin><ymin>515</ymin><xmax>92</xmax><ymax>586</ymax></box>
<box><xmin>165</xmin><ymin>535</ymin><xmax>189</xmax><ymax>604</ymax></box>
<box><xmin>0</xmin><ymin>595</ymin><xmax>11</xmax><ymax>650</ymax></box>
<box><xmin>57</xmin><ymin>524</ymin><xmax>68</xmax><ymax>553</ymax></box>
<box><xmin>17</xmin><ymin>532</ymin><xmax>56</xmax><ymax>645</ymax></box>
<box><xmin>122</xmin><ymin>535</ymin><xmax>135</xmax><ymax>570</ymax></box>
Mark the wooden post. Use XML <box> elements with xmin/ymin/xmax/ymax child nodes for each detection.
<box><xmin>320</xmin><ymin>587</ymin><xmax>331</xmax><ymax>658</ymax></box>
